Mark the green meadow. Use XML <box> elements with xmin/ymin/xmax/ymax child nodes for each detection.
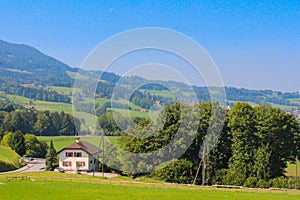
<box><xmin>37</xmin><ymin>136</ymin><xmax>121</xmax><ymax>151</ymax></box>
<box><xmin>0</xmin><ymin>173</ymin><xmax>299</xmax><ymax>200</ymax></box>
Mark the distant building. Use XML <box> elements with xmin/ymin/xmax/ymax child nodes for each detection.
<box><xmin>57</xmin><ymin>137</ymin><xmax>100</xmax><ymax>172</ymax></box>
<box><xmin>65</xmin><ymin>92</ymin><xmax>72</xmax><ymax>97</ymax></box>
<box><xmin>20</xmin><ymin>83</ymin><xmax>35</xmax><ymax>87</ymax></box>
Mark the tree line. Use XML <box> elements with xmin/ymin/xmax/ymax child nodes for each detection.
<box><xmin>0</xmin><ymin>84</ymin><xmax>71</xmax><ymax>103</ymax></box>
<box><xmin>0</xmin><ymin>100</ymin><xmax>79</xmax><ymax>136</ymax></box>
<box><xmin>106</xmin><ymin>102</ymin><xmax>300</xmax><ymax>188</ymax></box>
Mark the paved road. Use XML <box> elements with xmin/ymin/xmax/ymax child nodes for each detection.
<box><xmin>0</xmin><ymin>158</ymin><xmax>45</xmax><ymax>174</ymax></box>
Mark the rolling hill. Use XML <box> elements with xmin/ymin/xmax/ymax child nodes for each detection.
<box><xmin>0</xmin><ymin>145</ymin><xmax>22</xmax><ymax>172</ymax></box>
<box><xmin>0</xmin><ymin>39</ymin><xmax>300</xmax><ymax>117</ymax></box>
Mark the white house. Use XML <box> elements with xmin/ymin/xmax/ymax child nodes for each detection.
<box><xmin>58</xmin><ymin>137</ymin><xmax>100</xmax><ymax>172</ymax></box>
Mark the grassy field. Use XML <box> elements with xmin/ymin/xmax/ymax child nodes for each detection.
<box><xmin>146</xmin><ymin>89</ymin><xmax>175</xmax><ymax>99</ymax></box>
<box><xmin>37</xmin><ymin>136</ymin><xmax>122</xmax><ymax>151</ymax></box>
<box><xmin>49</xmin><ymin>86</ymin><xmax>82</xmax><ymax>94</ymax></box>
<box><xmin>109</xmin><ymin>108</ymin><xmax>150</xmax><ymax>118</ymax></box>
<box><xmin>286</xmin><ymin>161</ymin><xmax>300</xmax><ymax>177</ymax></box>
<box><xmin>0</xmin><ymin>145</ymin><xmax>22</xmax><ymax>172</ymax></box>
<box><xmin>6</xmin><ymin>94</ymin><xmax>73</xmax><ymax>113</ymax></box>
<box><xmin>0</xmin><ymin>172</ymin><xmax>299</xmax><ymax>200</ymax></box>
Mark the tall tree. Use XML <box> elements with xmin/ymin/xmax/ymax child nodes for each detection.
<box><xmin>227</xmin><ymin>102</ymin><xmax>258</xmax><ymax>185</ymax></box>
<box><xmin>254</xmin><ymin>105</ymin><xmax>297</xmax><ymax>179</ymax></box>
<box><xmin>45</xmin><ymin>140</ymin><xmax>57</xmax><ymax>171</ymax></box>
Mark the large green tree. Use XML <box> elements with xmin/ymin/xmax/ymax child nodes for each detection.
<box><xmin>24</xmin><ymin>134</ymin><xmax>48</xmax><ymax>158</ymax></box>
<box><xmin>253</xmin><ymin>105</ymin><xmax>297</xmax><ymax>179</ymax></box>
<box><xmin>227</xmin><ymin>102</ymin><xmax>258</xmax><ymax>185</ymax></box>
<box><xmin>45</xmin><ymin>140</ymin><xmax>57</xmax><ymax>171</ymax></box>
<box><xmin>1</xmin><ymin>131</ymin><xmax>25</xmax><ymax>156</ymax></box>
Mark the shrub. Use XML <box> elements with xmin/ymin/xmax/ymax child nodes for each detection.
<box><xmin>269</xmin><ymin>177</ymin><xmax>288</xmax><ymax>188</ymax></box>
<box><xmin>211</xmin><ymin>169</ymin><xmax>229</xmax><ymax>185</ymax></box>
<box><xmin>244</xmin><ymin>177</ymin><xmax>258</xmax><ymax>188</ymax></box>
<box><xmin>150</xmin><ymin>159</ymin><xmax>193</xmax><ymax>184</ymax></box>
<box><xmin>257</xmin><ymin>179</ymin><xmax>269</xmax><ymax>188</ymax></box>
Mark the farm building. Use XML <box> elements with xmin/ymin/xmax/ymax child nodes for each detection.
<box><xmin>57</xmin><ymin>137</ymin><xmax>100</xmax><ymax>172</ymax></box>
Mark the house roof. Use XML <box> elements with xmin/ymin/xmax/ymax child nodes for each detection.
<box><xmin>58</xmin><ymin>141</ymin><xmax>100</xmax><ymax>155</ymax></box>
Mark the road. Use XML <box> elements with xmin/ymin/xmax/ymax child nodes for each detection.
<box><xmin>0</xmin><ymin>158</ymin><xmax>45</xmax><ymax>174</ymax></box>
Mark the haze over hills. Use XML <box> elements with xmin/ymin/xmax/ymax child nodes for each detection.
<box><xmin>0</xmin><ymin>39</ymin><xmax>299</xmax><ymax>114</ymax></box>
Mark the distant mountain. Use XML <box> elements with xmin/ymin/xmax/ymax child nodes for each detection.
<box><xmin>0</xmin><ymin>39</ymin><xmax>73</xmax><ymax>72</ymax></box>
<box><xmin>0</xmin><ymin>39</ymin><xmax>299</xmax><ymax>111</ymax></box>
<box><xmin>0</xmin><ymin>39</ymin><xmax>78</xmax><ymax>88</ymax></box>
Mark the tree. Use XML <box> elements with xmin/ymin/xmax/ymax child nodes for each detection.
<box><xmin>1</xmin><ymin>131</ymin><xmax>25</xmax><ymax>156</ymax></box>
<box><xmin>227</xmin><ymin>102</ymin><xmax>258</xmax><ymax>185</ymax></box>
<box><xmin>254</xmin><ymin>105</ymin><xmax>297</xmax><ymax>179</ymax></box>
<box><xmin>45</xmin><ymin>140</ymin><xmax>57</xmax><ymax>171</ymax></box>
<box><xmin>34</xmin><ymin>112</ymin><xmax>54</xmax><ymax>136</ymax></box>
<box><xmin>24</xmin><ymin>134</ymin><xmax>48</xmax><ymax>158</ymax></box>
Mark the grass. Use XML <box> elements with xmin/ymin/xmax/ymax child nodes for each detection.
<box><xmin>37</xmin><ymin>136</ymin><xmax>122</xmax><ymax>152</ymax></box>
<box><xmin>286</xmin><ymin>161</ymin><xmax>300</xmax><ymax>177</ymax></box>
<box><xmin>48</xmin><ymin>86</ymin><xmax>82</xmax><ymax>94</ymax></box>
<box><xmin>109</xmin><ymin>108</ymin><xmax>150</xmax><ymax>118</ymax></box>
<box><xmin>6</xmin><ymin>94</ymin><xmax>73</xmax><ymax>113</ymax></box>
<box><xmin>0</xmin><ymin>145</ymin><xmax>22</xmax><ymax>172</ymax></box>
<box><xmin>146</xmin><ymin>89</ymin><xmax>175</xmax><ymax>99</ymax></box>
<box><xmin>0</xmin><ymin>172</ymin><xmax>300</xmax><ymax>200</ymax></box>
<box><xmin>34</xmin><ymin>101</ymin><xmax>73</xmax><ymax>113</ymax></box>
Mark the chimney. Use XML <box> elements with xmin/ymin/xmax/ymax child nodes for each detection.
<box><xmin>75</xmin><ymin>136</ymin><xmax>80</xmax><ymax>143</ymax></box>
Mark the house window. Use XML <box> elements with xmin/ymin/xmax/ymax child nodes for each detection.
<box><xmin>74</xmin><ymin>152</ymin><xmax>82</xmax><ymax>157</ymax></box>
<box><xmin>76</xmin><ymin>161</ymin><xmax>85</xmax><ymax>167</ymax></box>
<box><xmin>63</xmin><ymin>161</ymin><xmax>72</xmax><ymax>167</ymax></box>
<box><xmin>66</xmin><ymin>152</ymin><xmax>73</xmax><ymax>157</ymax></box>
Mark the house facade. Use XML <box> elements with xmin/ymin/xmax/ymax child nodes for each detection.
<box><xmin>58</xmin><ymin>137</ymin><xmax>100</xmax><ymax>172</ymax></box>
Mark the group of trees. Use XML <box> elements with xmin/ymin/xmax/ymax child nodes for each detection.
<box><xmin>113</xmin><ymin>102</ymin><xmax>300</xmax><ymax>187</ymax></box>
<box><xmin>0</xmin><ymin>102</ymin><xmax>79</xmax><ymax>136</ymax></box>
<box><xmin>1</xmin><ymin>131</ymin><xmax>47</xmax><ymax>158</ymax></box>
<box><xmin>0</xmin><ymin>85</ymin><xmax>71</xmax><ymax>103</ymax></box>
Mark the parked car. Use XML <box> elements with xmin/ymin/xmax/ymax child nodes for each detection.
<box><xmin>54</xmin><ymin>167</ymin><xmax>65</xmax><ymax>173</ymax></box>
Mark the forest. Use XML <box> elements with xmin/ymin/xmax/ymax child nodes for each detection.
<box><xmin>0</xmin><ymin>100</ymin><xmax>78</xmax><ymax>137</ymax></box>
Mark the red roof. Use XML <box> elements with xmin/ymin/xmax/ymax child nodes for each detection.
<box><xmin>58</xmin><ymin>141</ymin><xmax>100</xmax><ymax>155</ymax></box>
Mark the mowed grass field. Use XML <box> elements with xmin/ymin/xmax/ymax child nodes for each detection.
<box><xmin>0</xmin><ymin>173</ymin><xmax>299</xmax><ymax>200</ymax></box>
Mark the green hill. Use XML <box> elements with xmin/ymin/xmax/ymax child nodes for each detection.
<box><xmin>0</xmin><ymin>145</ymin><xmax>22</xmax><ymax>172</ymax></box>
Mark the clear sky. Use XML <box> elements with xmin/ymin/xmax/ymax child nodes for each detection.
<box><xmin>0</xmin><ymin>0</ymin><xmax>299</xmax><ymax>91</ymax></box>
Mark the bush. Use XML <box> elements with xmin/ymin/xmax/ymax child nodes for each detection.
<box><xmin>211</xmin><ymin>169</ymin><xmax>229</xmax><ymax>185</ymax></box>
<box><xmin>269</xmin><ymin>177</ymin><xmax>288</xmax><ymax>188</ymax></box>
<box><xmin>257</xmin><ymin>179</ymin><xmax>269</xmax><ymax>188</ymax></box>
<box><xmin>150</xmin><ymin>159</ymin><xmax>194</xmax><ymax>184</ymax></box>
<box><xmin>244</xmin><ymin>177</ymin><xmax>258</xmax><ymax>188</ymax></box>
<box><xmin>224</xmin><ymin>170</ymin><xmax>247</xmax><ymax>186</ymax></box>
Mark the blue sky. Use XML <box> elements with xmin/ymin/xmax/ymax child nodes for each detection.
<box><xmin>0</xmin><ymin>0</ymin><xmax>299</xmax><ymax>91</ymax></box>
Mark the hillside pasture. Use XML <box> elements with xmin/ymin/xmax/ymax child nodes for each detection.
<box><xmin>0</xmin><ymin>145</ymin><xmax>22</xmax><ymax>172</ymax></box>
